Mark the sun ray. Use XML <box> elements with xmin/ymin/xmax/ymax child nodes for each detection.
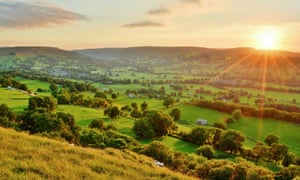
<box><xmin>203</xmin><ymin>51</ymin><xmax>256</xmax><ymax>87</ymax></box>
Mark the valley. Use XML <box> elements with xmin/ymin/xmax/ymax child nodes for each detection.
<box><xmin>1</xmin><ymin>46</ymin><xmax>300</xmax><ymax>179</ymax></box>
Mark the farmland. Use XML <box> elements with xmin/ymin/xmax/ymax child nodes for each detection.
<box><xmin>1</xmin><ymin>75</ymin><xmax>299</xmax><ymax>156</ymax></box>
<box><xmin>1</xmin><ymin>46</ymin><xmax>300</xmax><ymax>179</ymax></box>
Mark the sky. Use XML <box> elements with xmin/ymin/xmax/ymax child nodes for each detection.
<box><xmin>1</xmin><ymin>0</ymin><xmax>300</xmax><ymax>51</ymax></box>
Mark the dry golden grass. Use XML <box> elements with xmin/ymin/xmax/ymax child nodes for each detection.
<box><xmin>0</xmin><ymin>127</ymin><xmax>195</xmax><ymax>180</ymax></box>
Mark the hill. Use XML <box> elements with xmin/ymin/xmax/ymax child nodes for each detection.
<box><xmin>0</xmin><ymin>47</ymin><xmax>105</xmax><ymax>78</ymax></box>
<box><xmin>0</xmin><ymin>127</ymin><xmax>194</xmax><ymax>179</ymax></box>
<box><xmin>1</xmin><ymin>46</ymin><xmax>300</xmax><ymax>85</ymax></box>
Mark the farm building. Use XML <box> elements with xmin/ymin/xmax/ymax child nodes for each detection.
<box><xmin>196</xmin><ymin>119</ymin><xmax>208</xmax><ymax>125</ymax></box>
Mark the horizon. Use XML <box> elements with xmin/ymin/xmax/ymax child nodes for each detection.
<box><xmin>1</xmin><ymin>0</ymin><xmax>300</xmax><ymax>51</ymax></box>
<box><xmin>1</xmin><ymin>45</ymin><xmax>300</xmax><ymax>54</ymax></box>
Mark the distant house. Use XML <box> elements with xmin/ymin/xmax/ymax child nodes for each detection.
<box><xmin>7</xmin><ymin>86</ymin><xmax>15</xmax><ymax>90</ymax></box>
<box><xmin>196</xmin><ymin>119</ymin><xmax>208</xmax><ymax>125</ymax></box>
<box><xmin>128</xmin><ymin>93</ymin><xmax>135</xmax><ymax>98</ymax></box>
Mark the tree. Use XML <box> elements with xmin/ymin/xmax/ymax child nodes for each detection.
<box><xmin>207</xmin><ymin>165</ymin><xmax>234</xmax><ymax>180</ymax></box>
<box><xmin>282</xmin><ymin>152</ymin><xmax>296</xmax><ymax>167</ymax></box>
<box><xmin>169</xmin><ymin>108</ymin><xmax>181</xmax><ymax>121</ymax></box>
<box><xmin>131</xmin><ymin>102</ymin><xmax>138</xmax><ymax>109</ymax></box>
<box><xmin>140</xmin><ymin>101</ymin><xmax>148</xmax><ymax>111</ymax></box>
<box><xmin>49</xmin><ymin>83</ymin><xmax>58</xmax><ymax>96</ymax></box>
<box><xmin>133</xmin><ymin>110</ymin><xmax>176</xmax><ymax>138</ymax></box>
<box><xmin>130</xmin><ymin>109</ymin><xmax>143</xmax><ymax>119</ymax></box>
<box><xmin>0</xmin><ymin>104</ymin><xmax>16</xmax><ymax>127</ymax></box>
<box><xmin>89</xmin><ymin>119</ymin><xmax>105</xmax><ymax>130</ymax></box>
<box><xmin>270</xmin><ymin>143</ymin><xmax>289</xmax><ymax>162</ymax></box>
<box><xmin>19</xmin><ymin>84</ymin><xmax>28</xmax><ymax>91</ymax></box>
<box><xmin>196</xmin><ymin>145</ymin><xmax>215</xmax><ymax>159</ymax></box>
<box><xmin>104</xmin><ymin>106</ymin><xmax>120</xmax><ymax>119</ymax></box>
<box><xmin>143</xmin><ymin>141</ymin><xmax>173</xmax><ymax>164</ymax></box>
<box><xmin>146</xmin><ymin>110</ymin><xmax>176</xmax><ymax>137</ymax></box>
<box><xmin>28</xmin><ymin>96</ymin><xmax>56</xmax><ymax>111</ymax></box>
<box><xmin>232</xmin><ymin>109</ymin><xmax>242</xmax><ymax>121</ymax></box>
<box><xmin>264</xmin><ymin>133</ymin><xmax>279</xmax><ymax>146</ymax></box>
<box><xmin>188</xmin><ymin>127</ymin><xmax>209</xmax><ymax>145</ymax></box>
<box><xmin>111</xmin><ymin>93</ymin><xmax>118</xmax><ymax>99</ymax></box>
<box><xmin>213</xmin><ymin>122</ymin><xmax>227</xmax><ymax>130</ymax></box>
<box><xmin>163</xmin><ymin>97</ymin><xmax>174</xmax><ymax>108</ymax></box>
<box><xmin>218</xmin><ymin>130</ymin><xmax>245</xmax><ymax>154</ymax></box>
<box><xmin>94</xmin><ymin>91</ymin><xmax>107</xmax><ymax>99</ymax></box>
<box><xmin>133</xmin><ymin>119</ymin><xmax>155</xmax><ymax>139</ymax></box>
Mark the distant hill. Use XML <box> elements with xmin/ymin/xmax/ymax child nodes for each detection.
<box><xmin>1</xmin><ymin>46</ymin><xmax>299</xmax><ymax>84</ymax></box>
<box><xmin>76</xmin><ymin>46</ymin><xmax>300</xmax><ymax>61</ymax></box>
<box><xmin>0</xmin><ymin>127</ymin><xmax>194</xmax><ymax>179</ymax></box>
<box><xmin>0</xmin><ymin>47</ymin><xmax>105</xmax><ymax>78</ymax></box>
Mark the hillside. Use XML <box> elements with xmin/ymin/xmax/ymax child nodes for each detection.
<box><xmin>0</xmin><ymin>127</ymin><xmax>194</xmax><ymax>179</ymax></box>
<box><xmin>0</xmin><ymin>47</ymin><xmax>104</xmax><ymax>78</ymax></box>
<box><xmin>1</xmin><ymin>46</ymin><xmax>300</xmax><ymax>85</ymax></box>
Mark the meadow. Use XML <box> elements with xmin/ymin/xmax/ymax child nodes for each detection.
<box><xmin>2</xmin><ymin>77</ymin><xmax>300</xmax><ymax>156</ymax></box>
<box><xmin>0</xmin><ymin>127</ymin><xmax>195</xmax><ymax>180</ymax></box>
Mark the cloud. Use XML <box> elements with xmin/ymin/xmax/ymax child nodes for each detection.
<box><xmin>122</xmin><ymin>20</ymin><xmax>165</xmax><ymax>28</ymax></box>
<box><xmin>147</xmin><ymin>0</ymin><xmax>203</xmax><ymax>17</ymax></box>
<box><xmin>0</xmin><ymin>1</ymin><xmax>87</xmax><ymax>29</ymax></box>
<box><xmin>148</xmin><ymin>8</ymin><xmax>172</xmax><ymax>15</ymax></box>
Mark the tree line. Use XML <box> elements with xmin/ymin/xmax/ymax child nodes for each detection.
<box><xmin>189</xmin><ymin>100</ymin><xmax>300</xmax><ymax>124</ymax></box>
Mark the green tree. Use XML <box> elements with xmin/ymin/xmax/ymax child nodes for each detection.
<box><xmin>264</xmin><ymin>133</ymin><xmax>279</xmax><ymax>146</ymax></box>
<box><xmin>207</xmin><ymin>165</ymin><xmax>234</xmax><ymax>180</ymax></box>
<box><xmin>188</xmin><ymin>127</ymin><xmax>209</xmax><ymax>145</ymax></box>
<box><xmin>0</xmin><ymin>104</ymin><xmax>16</xmax><ymax>127</ymax></box>
<box><xmin>49</xmin><ymin>83</ymin><xmax>58</xmax><ymax>96</ymax></box>
<box><xmin>131</xmin><ymin>102</ymin><xmax>138</xmax><ymax>109</ymax></box>
<box><xmin>169</xmin><ymin>108</ymin><xmax>181</xmax><ymax>121</ymax></box>
<box><xmin>28</xmin><ymin>96</ymin><xmax>56</xmax><ymax>111</ymax></box>
<box><xmin>218</xmin><ymin>130</ymin><xmax>245</xmax><ymax>154</ymax></box>
<box><xmin>89</xmin><ymin>119</ymin><xmax>105</xmax><ymax>130</ymax></box>
<box><xmin>133</xmin><ymin>119</ymin><xmax>155</xmax><ymax>139</ymax></box>
<box><xmin>104</xmin><ymin>106</ymin><xmax>120</xmax><ymax>119</ymax></box>
<box><xmin>163</xmin><ymin>97</ymin><xmax>174</xmax><ymax>108</ymax></box>
<box><xmin>196</xmin><ymin>145</ymin><xmax>215</xmax><ymax>159</ymax></box>
<box><xmin>143</xmin><ymin>141</ymin><xmax>173</xmax><ymax>164</ymax></box>
<box><xmin>140</xmin><ymin>101</ymin><xmax>148</xmax><ymax>111</ymax></box>
<box><xmin>130</xmin><ymin>109</ymin><xmax>143</xmax><ymax>119</ymax></box>
<box><xmin>270</xmin><ymin>143</ymin><xmax>289</xmax><ymax>162</ymax></box>
<box><xmin>146</xmin><ymin>110</ymin><xmax>176</xmax><ymax>137</ymax></box>
<box><xmin>111</xmin><ymin>93</ymin><xmax>118</xmax><ymax>99</ymax></box>
<box><xmin>94</xmin><ymin>91</ymin><xmax>107</xmax><ymax>99</ymax></box>
<box><xmin>232</xmin><ymin>109</ymin><xmax>242</xmax><ymax>121</ymax></box>
<box><xmin>282</xmin><ymin>152</ymin><xmax>296</xmax><ymax>167</ymax></box>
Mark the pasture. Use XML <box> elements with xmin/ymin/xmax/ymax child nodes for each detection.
<box><xmin>2</xmin><ymin>77</ymin><xmax>300</xmax><ymax>156</ymax></box>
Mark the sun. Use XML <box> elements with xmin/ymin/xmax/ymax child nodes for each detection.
<box><xmin>259</xmin><ymin>32</ymin><xmax>277</xmax><ymax>49</ymax></box>
<box><xmin>253</xmin><ymin>28</ymin><xmax>281</xmax><ymax>50</ymax></box>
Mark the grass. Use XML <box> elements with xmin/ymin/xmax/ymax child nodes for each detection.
<box><xmin>0</xmin><ymin>127</ymin><xmax>195</xmax><ymax>180</ymax></box>
<box><xmin>139</xmin><ymin>136</ymin><xmax>199</xmax><ymax>154</ymax></box>
<box><xmin>0</xmin><ymin>88</ymin><xmax>28</xmax><ymax>113</ymax></box>
<box><xmin>56</xmin><ymin>105</ymin><xmax>104</xmax><ymax>127</ymax></box>
<box><xmin>14</xmin><ymin>77</ymin><xmax>51</xmax><ymax>96</ymax></box>
<box><xmin>3</xmin><ymin>77</ymin><xmax>300</xmax><ymax>156</ymax></box>
<box><xmin>176</xmin><ymin>104</ymin><xmax>300</xmax><ymax>155</ymax></box>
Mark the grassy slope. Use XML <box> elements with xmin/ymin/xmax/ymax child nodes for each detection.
<box><xmin>178</xmin><ymin>104</ymin><xmax>300</xmax><ymax>155</ymax></box>
<box><xmin>0</xmin><ymin>127</ymin><xmax>195</xmax><ymax>180</ymax></box>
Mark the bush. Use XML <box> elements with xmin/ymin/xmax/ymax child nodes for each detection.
<box><xmin>196</xmin><ymin>145</ymin><xmax>215</xmax><ymax>160</ymax></box>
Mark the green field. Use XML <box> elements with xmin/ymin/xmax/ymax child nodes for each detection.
<box><xmin>0</xmin><ymin>88</ymin><xmax>29</xmax><ymax>113</ymax></box>
<box><xmin>2</xmin><ymin>78</ymin><xmax>300</xmax><ymax>156</ymax></box>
